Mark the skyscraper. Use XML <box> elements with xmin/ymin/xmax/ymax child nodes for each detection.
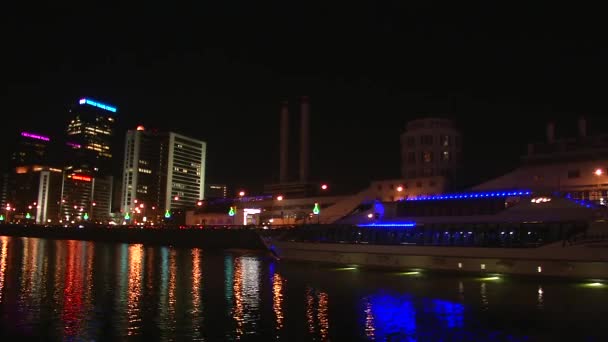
<box><xmin>164</xmin><ymin>132</ymin><xmax>206</xmax><ymax>212</ymax></box>
<box><xmin>63</xmin><ymin>98</ymin><xmax>117</xmax><ymax>223</ymax></box>
<box><xmin>12</xmin><ymin>131</ymin><xmax>51</xmax><ymax>167</ymax></box>
<box><xmin>121</xmin><ymin>126</ymin><xmax>163</xmax><ymax>217</ymax></box>
<box><xmin>121</xmin><ymin>127</ymin><xmax>206</xmax><ymax>223</ymax></box>
<box><xmin>66</xmin><ymin>98</ymin><xmax>116</xmax><ymax>175</ymax></box>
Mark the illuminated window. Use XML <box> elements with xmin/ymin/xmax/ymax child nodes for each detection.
<box><xmin>440</xmin><ymin>135</ymin><xmax>450</xmax><ymax>146</ymax></box>
<box><xmin>423</xmin><ymin>151</ymin><xmax>432</xmax><ymax>163</ymax></box>
<box><xmin>442</xmin><ymin>151</ymin><xmax>450</xmax><ymax>161</ymax></box>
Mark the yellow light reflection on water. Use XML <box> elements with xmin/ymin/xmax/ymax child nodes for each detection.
<box><xmin>191</xmin><ymin>248</ymin><xmax>202</xmax><ymax>339</ymax></box>
<box><xmin>318</xmin><ymin>291</ymin><xmax>329</xmax><ymax>340</ymax></box>
<box><xmin>233</xmin><ymin>258</ymin><xmax>244</xmax><ymax>338</ymax></box>
<box><xmin>127</xmin><ymin>244</ymin><xmax>143</xmax><ymax>336</ymax></box>
<box><xmin>306</xmin><ymin>287</ymin><xmax>316</xmax><ymax>335</ymax></box>
<box><xmin>272</xmin><ymin>272</ymin><xmax>285</xmax><ymax>330</ymax></box>
<box><xmin>0</xmin><ymin>236</ymin><xmax>8</xmax><ymax>303</ymax></box>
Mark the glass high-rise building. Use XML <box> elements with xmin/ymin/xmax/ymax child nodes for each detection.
<box><xmin>66</xmin><ymin>98</ymin><xmax>116</xmax><ymax>175</ymax></box>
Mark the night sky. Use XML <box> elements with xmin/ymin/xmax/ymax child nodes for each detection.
<box><xmin>2</xmin><ymin>2</ymin><xmax>608</xmax><ymax>195</ymax></box>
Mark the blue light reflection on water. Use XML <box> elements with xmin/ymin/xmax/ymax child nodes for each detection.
<box><xmin>0</xmin><ymin>237</ymin><xmax>606</xmax><ymax>340</ymax></box>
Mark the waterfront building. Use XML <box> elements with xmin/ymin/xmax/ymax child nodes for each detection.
<box><xmin>121</xmin><ymin>126</ymin><xmax>206</xmax><ymax>223</ymax></box>
<box><xmin>206</xmin><ymin>184</ymin><xmax>228</xmax><ymax>199</ymax></box>
<box><xmin>3</xmin><ymin>166</ymin><xmax>63</xmax><ymax>224</ymax></box>
<box><xmin>59</xmin><ymin>171</ymin><xmax>112</xmax><ymax>223</ymax></box>
<box><xmin>11</xmin><ymin>131</ymin><xmax>52</xmax><ymax>167</ymax></box>
<box><xmin>186</xmin><ymin>194</ymin><xmax>346</xmax><ymax>226</ymax></box>
<box><xmin>66</xmin><ymin>98</ymin><xmax>116</xmax><ymax>175</ymax></box>
<box><xmin>400</xmin><ymin>118</ymin><xmax>462</xmax><ymax>180</ymax></box>
<box><xmin>474</xmin><ymin>117</ymin><xmax>608</xmax><ymax>202</ymax></box>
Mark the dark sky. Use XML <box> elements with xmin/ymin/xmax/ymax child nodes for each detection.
<box><xmin>2</xmin><ymin>2</ymin><xmax>608</xmax><ymax>195</ymax></box>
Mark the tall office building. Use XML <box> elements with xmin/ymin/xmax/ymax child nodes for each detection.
<box><xmin>12</xmin><ymin>131</ymin><xmax>51</xmax><ymax>167</ymax></box>
<box><xmin>206</xmin><ymin>184</ymin><xmax>228</xmax><ymax>199</ymax></box>
<box><xmin>63</xmin><ymin>97</ymin><xmax>117</xmax><ymax>222</ymax></box>
<box><xmin>66</xmin><ymin>98</ymin><xmax>116</xmax><ymax>175</ymax></box>
<box><xmin>121</xmin><ymin>126</ymin><xmax>163</xmax><ymax>216</ymax></box>
<box><xmin>121</xmin><ymin>127</ymin><xmax>206</xmax><ymax>222</ymax></box>
<box><xmin>165</xmin><ymin>132</ymin><xmax>206</xmax><ymax>212</ymax></box>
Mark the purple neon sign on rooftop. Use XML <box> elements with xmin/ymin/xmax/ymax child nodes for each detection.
<box><xmin>21</xmin><ymin>132</ymin><xmax>50</xmax><ymax>141</ymax></box>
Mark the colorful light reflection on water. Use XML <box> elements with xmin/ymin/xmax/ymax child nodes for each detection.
<box><xmin>0</xmin><ymin>236</ymin><xmax>606</xmax><ymax>340</ymax></box>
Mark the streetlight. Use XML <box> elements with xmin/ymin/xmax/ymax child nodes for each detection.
<box><xmin>397</xmin><ymin>185</ymin><xmax>403</xmax><ymax>192</ymax></box>
<box><xmin>239</xmin><ymin>191</ymin><xmax>246</xmax><ymax>197</ymax></box>
<box><xmin>276</xmin><ymin>195</ymin><xmax>284</xmax><ymax>201</ymax></box>
<box><xmin>321</xmin><ymin>184</ymin><xmax>328</xmax><ymax>190</ymax></box>
<box><xmin>595</xmin><ymin>168</ymin><xmax>604</xmax><ymax>202</ymax></box>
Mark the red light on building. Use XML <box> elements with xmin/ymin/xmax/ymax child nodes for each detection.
<box><xmin>72</xmin><ymin>174</ymin><xmax>92</xmax><ymax>182</ymax></box>
<box><xmin>136</xmin><ymin>125</ymin><xmax>145</xmax><ymax>131</ymax></box>
<box><xmin>197</xmin><ymin>201</ymin><xmax>203</xmax><ymax>206</ymax></box>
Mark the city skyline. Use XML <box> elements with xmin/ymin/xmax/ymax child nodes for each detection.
<box><xmin>3</xmin><ymin>2</ymin><xmax>608</xmax><ymax>194</ymax></box>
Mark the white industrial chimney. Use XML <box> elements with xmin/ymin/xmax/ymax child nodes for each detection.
<box><xmin>299</xmin><ymin>96</ymin><xmax>310</xmax><ymax>183</ymax></box>
<box><xmin>279</xmin><ymin>101</ymin><xmax>289</xmax><ymax>183</ymax></box>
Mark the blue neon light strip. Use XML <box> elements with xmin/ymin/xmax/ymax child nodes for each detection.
<box><xmin>406</xmin><ymin>190</ymin><xmax>531</xmax><ymax>201</ymax></box>
<box><xmin>79</xmin><ymin>98</ymin><xmax>117</xmax><ymax>113</ymax></box>
<box><xmin>357</xmin><ymin>222</ymin><xmax>416</xmax><ymax>228</ymax></box>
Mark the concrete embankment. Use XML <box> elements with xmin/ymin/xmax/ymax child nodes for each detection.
<box><xmin>0</xmin><ymin>224</ymin><xmax>268</xmax><ymax>250</ymax></box>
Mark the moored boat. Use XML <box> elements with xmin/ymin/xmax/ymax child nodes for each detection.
<box><xmin>264</xmin><ymin>190</ymin><xmax>608</xmax><ymax>279</ymax></box>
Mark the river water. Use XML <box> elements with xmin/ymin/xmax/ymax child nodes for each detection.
<box><xmin>0</xmin><ymin>236</ymin><xmax>606</xmax><ymax>341</ymax></box>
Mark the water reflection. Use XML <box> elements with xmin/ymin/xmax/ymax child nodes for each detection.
<box><xmin>537</xmin><ymin>285</ymin><xmax>544</xmax><ymax>309</ymax></box>
<box><xmin>272</xmin><ymin>272</ymin><xmax>285</xmax><ymax>331</ymax></box>
<box><xmin>305</xmin><ymin>287</ymin><xmax>330</xmax><ymax>340</ymax></box>
<box><xmin>0</xmin><ymin>236</ymin><xmax>605</xmax><ymax>341</ymax></box>
<box><xmin>231</xmin><ymin>256</ymin><xmax>261</xmax><ymax>339</ymax></box>
<box><xmin>127</xmin><ymin>244</ymin><xmax>144</xmax><ymax>336</ymax></box>
<box><xmin>61</xmin><ymin>240</ymin><xmax>87</xmax><ymax>339</ymax></box>
<box><xmin>0</xmin><ymin>236</ymin><xmax>8</xmax><ymax>303</ymax></box>
<box><xmin>191</xmin><ymin>248</ymin><xmax>203</xmax><ymax>340</ymax></box>
<box><xmin>480</xmin><ymin>282</ymin><xmax>488</xmax><ymax>310</ymax></box>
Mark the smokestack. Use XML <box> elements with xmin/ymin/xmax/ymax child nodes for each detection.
<box><xmin>299</xmin><ymin>96</ymin><xmax>310</xmax><ymax>183</ymax></box>
<box><xmin>279</xmin><ymin>101</ymin><xmax>289</xmax><ymax>183</ymax></box>
<box><xmin>546</xmin><ymin>121</ymin><xmax>555</xmax><ymax>143</ymax></box>
<box><xmin>578</xmin><ymin>116</ymin><xmax>587</xmax><ymax>138</ymax></box>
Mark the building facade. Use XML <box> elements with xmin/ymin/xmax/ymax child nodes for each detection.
<box><xmin>206</xmin><ymin>184</ymin><xmax>228</xmax><ymax>199</ymax></box>
<box><xmin>164</xmin><ymin>132</ymin><xmax>206</xmax><ymax>212</ymax></box>
<box><xmin>121</xmin><ymin>127</ymin><xmax>163</xmax><ymax>216</ymax></box>
<box><xmin>4</xmin><ymin>166</ymin><xmax>63</xmax><ymax>223</ymax></box>
<box><xmin>370</xmin><ymin>176</ymin><xmax>449</xmax><ymax>202</ymax></box>
<box><xmin>66</xmin><ymin>98</ymin><xmax>116</xmax><ymax>175</ymax></box>
<box><xmin>474</xmin><ymin>118</ymin><xmax>608</xmax><ymax>202</ymax></box>
<box><xmin>400</xmin><ymin>118</ymin><xmax>462</xmax><ymax>180</ymax></box>
<box><xmin>12</xmin><ymin>131</ymin><xmax>51</xmax><ymax>167</ymax></box>
<box><xmin>121</xmin><ymin>128</ymin><xmax>206</xmax><ymax>223</ymax></box>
